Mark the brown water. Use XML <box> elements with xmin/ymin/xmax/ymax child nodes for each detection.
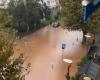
<box><xmin>14</xmin><ymin>26</ymin><xmax>88</xmax><ymax>80</ymax></box>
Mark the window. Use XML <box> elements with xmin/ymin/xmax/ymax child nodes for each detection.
<box><xmin>47</xmin><ymin>0</ymin><xmax>50</xmax><ymax>6</ymax></box>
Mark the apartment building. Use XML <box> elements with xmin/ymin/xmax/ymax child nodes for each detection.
<box><xmin>0</xmin><ymin>0</ymin><xmax>9</xmax><ymax>9</ymax></box>
<box><xmin>43</xmin><ymin>0</ymin><xmax>57</xmax><ymax>8</ymax></box>
<box><xmin>43</xmin><ymin>0</ymin><xmax>60</xmax><ymax>17</ymax></box>
<box><xmin>0</xmin><ymin>0</ymin><xmax>59</xmax><ymax>9</ymax></box>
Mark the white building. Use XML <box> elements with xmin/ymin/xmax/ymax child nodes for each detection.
<box><xmin>42</xmin><ymin>0</ymin><xmax>60</xmax><ymax>17</ymax></box>
<box><xmin>0</xmin><ymin>0</ymin><xmax>9</xmax><ymax>9</ymax></box>
<box><xmin>43</xmin><ymin>0</ymin><xmax>57</xmax><ymax>9</ymax></box>
<box><xmin>0</xmin><ymin>0</ymin><xmax>59</xmax><ymax>9</ymax></box>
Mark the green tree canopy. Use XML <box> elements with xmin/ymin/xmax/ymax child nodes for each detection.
<box><xmin>60</xmin><ymin>0</ymin><xmax>100</xmax><ymax>34</ymax></box>
<box><xmin>87</xmin><ymin>9</ymin><xmax>100</xmax><ymax>34</ymax></box>
<box><xmin>60</xmin><ymin>0</ymin><xmax>100</xmax><ymax>43</ymax></box>
<box><xmin>7</xmin><ymin>0</ymin><xmax>51</xmax><ymax>32</ymax></box>
<box><xmin>0</xmin><ymin>29</ymin><xmax>30</xmax><ymax>80</ymax></box>
<box><xmin>60</xmin><ymin>0</ymin><xmax>82</xmax><ymax>30</ymax></box>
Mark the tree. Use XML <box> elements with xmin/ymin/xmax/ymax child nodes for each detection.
<box><xmin>87</xmin><ymin>9</ymin><xmax>100</xmax><ymax>34</ymax></box>
<box><xmin>7</xmin><ymin>0</ymin><xmax>51</xmax><ymax>32</ymax></box>
<box><xmin>0</xmin><ymin>0</ymin><xmax>12</xmax><ymax>28</ymax></box>
<box><xmin>60</xmin><ymin>0</ymin><xmax>100</xmax><ymax>43</ymax></box>
<box><xmin>40</xmin><ymin>0</ymin><xmax>51</xmax><ymax>20</ymax></box>
<box><xmin>59</xmin><ymin>0</ymin><xmax>82</xmax><ymax>30</ymax></box>
<box><xmin>8</xmin><ymin>0</ymin><xmax>29</xmax><ymax>32</ymax></box>
<box><xmin>0</xmin><ymin>29</ymin><xmax>30</xmax><ymax>80</ymax></box>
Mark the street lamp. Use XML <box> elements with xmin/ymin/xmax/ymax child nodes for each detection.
<box><xmin>63</xmin><ymin>59</ymin><xmax>72</xmax><ymax>80</ymax></box>
<box><xmin>82</xmin><ymin>0</ymin><xmax>89</xmax><ymax>6</ymax></box>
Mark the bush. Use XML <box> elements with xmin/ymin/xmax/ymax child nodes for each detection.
<box><xmin>41</xmin><ymin>16</ymin><xmax>58</xmax><ymax>27</ymax></box>
<box><xmin>4</xmin><ymin>16</ymin><xmax>13</xmax><ymax>28</ymax></box>
<box><xmin>77</xmin><ymin>56</ymin><xmax>92</xmax><ymax>67</ymax></box>
<box><xmin>0</xmin><ymin>29</ymin><xmax>30</xmax><ymax>80</ymax></box>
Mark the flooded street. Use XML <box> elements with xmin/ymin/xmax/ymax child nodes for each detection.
<box><xmin>14</xmin><ymin>26</ymin><xmax>88</xmax><ymax>80</ymax></box>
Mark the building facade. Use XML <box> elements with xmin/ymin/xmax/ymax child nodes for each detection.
<box><xmin>42</xmin><ymin>0</ymin><xmax>60</xmax><ymax>17</ymax></box>
<box><xmin>0</xmin><ymin>0</ymin><xmax>9</xmax><ymax>9</ymax></box>
<box><xmin>43</xmin><ymin>0</ymin><xmax>57</xmax><ymax>9</ymax></box>
<box><xmin>0</xmin><ymin>0</ymin><xmax>59</xmax><ymax>9</ymax></box>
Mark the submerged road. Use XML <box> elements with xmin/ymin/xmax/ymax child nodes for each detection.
<box><xmin>14</xmin><ymin>26</ymin><xmax>88</xmax><ymax>80</ymax></box>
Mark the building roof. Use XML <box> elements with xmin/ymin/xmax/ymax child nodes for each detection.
<box><xmin>96</xmin><ymin>34</ymin><xmax>100</xmax><ymax>39</ymax></box>
<box><xmin>78</xmin><ymin>60</ymin><xmax>100</xmax><ymax>80</ymax></box>
<box><xmin>78</xmin><ymin>61</ymin><xmax>91</xmax><ymax>75</ymax></box>
<box><xmin>86</xmin><ymin>61</ymin><xmax>100</xmax><ymax>80</ymax></box>
<box><xmin>88</xmin><ymin>45</ymin><xmax>100</xmax><ymax>57</ymax></box>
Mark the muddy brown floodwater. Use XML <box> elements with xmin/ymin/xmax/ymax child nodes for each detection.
<box><xmin>14</xmin><ymin>26</ymin><xmax>88</xmax><ymax>80</ymax></box>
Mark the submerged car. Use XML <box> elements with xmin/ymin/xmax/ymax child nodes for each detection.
<box><xmin>52</xmin><ymin>22</ymin><xmax>60</xmax><ymax>28</ymax></box>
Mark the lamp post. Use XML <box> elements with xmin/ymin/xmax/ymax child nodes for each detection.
<box><xmin>63</xmin><ymin>59</ymin><xmax>72</xmax><ymax>80</ymax></box>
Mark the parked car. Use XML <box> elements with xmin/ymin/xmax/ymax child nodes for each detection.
<box><xmin>52</xmin><ymin>22</ymin><xmax>60</xmax><ymax>28</ymax></box>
